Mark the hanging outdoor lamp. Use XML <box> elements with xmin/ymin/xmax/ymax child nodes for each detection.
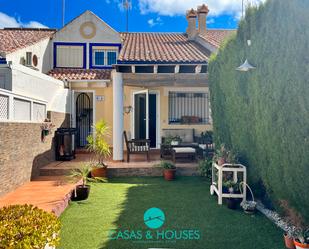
<box><xmin>236</xmin><ymin>0</ymin><xmax>256</xmax><ymax>72</ymax></box>
<box><xmin>236</xmin><ymin>40</ymin><xmax>256</xmax><ymax>72</ymax></box>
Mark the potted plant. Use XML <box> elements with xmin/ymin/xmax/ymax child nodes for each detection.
<box><xmin>40</xmin><ymin>118</ymin><xmax>55</xmax><ymax>141</ymax></box>
<box><xmin>226</xmin><ymin>149</ymin><xmax>239</xmax><ymax>164</ymax></box>
<box><xmin>294</xmin><ymin>228</ymin><xmax>309</xmax><ymax>249</ymax></box>
<box><xmin>223</xmin><ymin>180</ymin><xmax>240</xmax><ymax>209</ymax></box>
<box><xmin>198</xmin><ymin>158</ymin><xmax>212</xmax><ymax>179</ymax></box>
<box><xmin>164</xmin><ymin>135</ymin><xmax>182</xmax><ymax>146</ymax></box>
<box><xmin>240</xmin><ymin>182</ymin><xmax>257</xmax><ymax>214</ymax></box>
<box><xmin>0</xmin><ymin>204</ymin><xmax>60</xmax><ymax>249</ymax></box>
<box><xmin>87</xmin><ymin>119</ymin><xmax>111</xmax><ymax>178</ymax></box>
<box><xmin>284</xmin><ymin>227</ymin><xmax>297</xmax><ymax>249</ymax></box>
<box><xmin>70</xmin><ymin>164</ymin><xmax>93</xmax><ymax>201</ymax></box>
<box><xmin>158</xmin><ymin>161</ymin><xmax>176</xmax><ymax>181</ymax></box>
<box><xmin>213</xmin><ymin>144</ymin><xmax>229</xmax><ymax>166</ymax></box>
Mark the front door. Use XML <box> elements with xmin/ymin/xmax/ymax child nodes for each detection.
<box><xmin>75</xmin><ymin>93</ymin><xmax>93</xmax><ymax>147</ymax></box>
<box><xmin>133</xmin><ymin>90</ymin><xmax>157</xmax><ymax>148</ymax></box>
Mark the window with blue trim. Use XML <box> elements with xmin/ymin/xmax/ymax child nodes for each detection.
<box><xmin>94</xmin><ymin>50</ymin><xmax>105</xmax><ymax>66</ymax></box>
<box><xmin>107</xmin><ymin>51</ymin><xmax>117</xmax><ymax>66</ymax></box>
<box><xmin>92</xmin><ymin>48</ymin><xmax>118</xmax><ymax>67</ymax></box>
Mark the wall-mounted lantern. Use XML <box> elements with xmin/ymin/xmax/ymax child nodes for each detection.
<box><xmin>123</xmin><ymin>105</ymin><xmax>133</xmax><ymax>114</ymax></box>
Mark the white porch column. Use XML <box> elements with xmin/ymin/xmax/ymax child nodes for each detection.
<box><xmin>112</xmin><ymin>71</ymin><xmax>124</xmax><ymax>161</ymax></box>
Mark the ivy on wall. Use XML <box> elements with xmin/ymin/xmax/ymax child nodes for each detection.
<box><xmin>209</xmin><ymin>0</ymin><xmax>309</xmax><ymax>222</ymax></box>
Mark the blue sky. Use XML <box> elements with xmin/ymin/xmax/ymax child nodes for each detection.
<box><xmin>0</xmin><ymin>0</ymin><xmax>264</xmax><ymax>32</ymax></box>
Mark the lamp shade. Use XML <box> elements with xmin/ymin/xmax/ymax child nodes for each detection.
<box><xmin>236</xmin><ymin>59</ymin><xmax>256</xmax><ymax>72</ymax></box>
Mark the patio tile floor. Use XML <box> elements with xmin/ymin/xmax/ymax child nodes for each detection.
<box><xmin>0</xmin><ymin>150</ymin><xmax>199</xmax><ymax>216</ymax></box>
<box><xmin>0</xmin><ymin>176</ymin><xmax>80</xmax><ymax>217</ymax></box>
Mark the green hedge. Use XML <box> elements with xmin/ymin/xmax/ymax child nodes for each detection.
<box><xmin>209</xmin><ymin>0</ymin><xmax>309</xmax><ymax>223</ymax></box>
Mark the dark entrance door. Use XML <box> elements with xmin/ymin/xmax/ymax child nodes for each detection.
<box><xmin>149</xmin><ymin>94</ymin><xmax>157</xmax><ymax>148</ymax></box>
<box><xmin>76</xmin><ymin>93</ymin><xmax>92</xmax><ymax>147</ymax></box>
<box><xmin>134</xmin><ymin>93</ymin><xmax>147</xmax><ymax>140</ymax></box>
<box><xmin>134</xmin><ymin>91</ymin><xmax>157</xmax><ymax>148</ymax></box>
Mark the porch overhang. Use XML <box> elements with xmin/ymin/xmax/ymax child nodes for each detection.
<box><xmin>115</xmin><ymin>63</ymin><xmax>208</xmax><ymax>87</ymax></box>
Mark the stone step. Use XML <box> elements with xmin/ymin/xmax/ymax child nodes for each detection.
<box><xmin>107</xmin><ymin>166</ymin><xmax>199</xmax><ymax>177</ymax></box>
<box><xmin>40</xmin><ymin>165</ymin><xmax>199</xmax><ymax>177</ymax></box>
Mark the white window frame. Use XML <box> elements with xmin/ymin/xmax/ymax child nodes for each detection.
<box><xmin>92</xmin><ymin>49</ymin><xmax>118</xmax><ymax>67</ymax></box>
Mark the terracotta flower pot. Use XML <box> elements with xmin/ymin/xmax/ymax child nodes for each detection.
<box><xmin>91</xmin><ymin>167</ymin><xmax>107</xmax><ymax>178</ymax></box>
<box><xmin>163</xmin><ymin>169</ymin><xmax>176</xmax><ymax>181</ymax></box>
<box><xmin>283</xmin><ymin>233</ymin><xmax>296</xmax><ymax>249</ymax></box>
<box><xmin>294</xmin><ymin>240</ymin><xmax>309</xmax><ymax>249</ymax></box>
<box><xmin>217</xmin><ymin>158</ymin><xmax>226</xmax><ymax>166</ymax></box>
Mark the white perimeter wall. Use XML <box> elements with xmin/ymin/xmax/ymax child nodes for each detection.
<box><xmin>11</xmin><ymin>64</ymin><xmax>70</xmax><ymax>113</ymax></box>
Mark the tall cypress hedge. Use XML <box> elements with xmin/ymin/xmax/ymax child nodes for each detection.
<box><xmin>209</xmin><ymin>0</ymin><xmax>309</xmax><ymax>223</ymax></box>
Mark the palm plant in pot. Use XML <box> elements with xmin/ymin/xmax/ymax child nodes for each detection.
<box><xmin>70</xmin><ymin>164</ymin><xmax>93</xmax><ymax>201</ymax></box>
<box><xmin>159</xmin><ymin>161</ymin><xmax>176</xmax><ymax>181</ymax></box>
<box><xmin>86</xmin><ymin>119</ymin><xmax>111</xmax><ymax>178</ymax></box>
<box><xmin>294</xmin><ymin>228</ymin><xmax>309</xmax><ymax>249</ymax></box>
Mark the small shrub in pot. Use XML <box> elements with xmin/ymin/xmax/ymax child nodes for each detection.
<box><xmin>158</xmin><ymin>161</ymin><xmax>176</xmax><ymax>181</ymax></box>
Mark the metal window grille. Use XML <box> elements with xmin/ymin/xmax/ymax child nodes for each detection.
<box><xmin>0</xmin><ymin>94</ymin><xmax>9</xmax><ymax>120</ymax></box>
<box><xmin>13</xmin><ymin>98</ymin><xmax>31</xmax><ymax>121</ymax></box>
<box><xmin>33</xmin><ymin>102</ymin><xmax>46</xmax><ymax>122</ymax></box>
<box><xmin>168</xmin><ymin>92</ymin><xmax>209</xmax><ymax>124</ymax></box>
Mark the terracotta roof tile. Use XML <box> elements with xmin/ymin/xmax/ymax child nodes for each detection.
<box><xmin>199</xmin><ymin>29</ymin><xmax>236</xmax><ymax>48</ymax></box>
<box><xmin>0</xmin><ymin>28</ymin><xmax>56</xmax><ymax>54</ymax></box>
<box><xmin>119</xmin><ymin>32</ymin><xmax>210</xmax><ymax>64</ymax></box>
<box><xmin>48</xmin><ymin>69</ymin><xmax>112</xmax><ymax>81</ymax></box>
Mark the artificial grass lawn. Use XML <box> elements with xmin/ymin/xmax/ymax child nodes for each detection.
<box><xmin>59</xmin><ymin>177</ymin><xmax>285</xmax><ymax>249</ymax></box>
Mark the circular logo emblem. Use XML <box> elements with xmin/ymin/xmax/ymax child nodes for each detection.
<box><xmin>144</xmin><ymin>207</ymin><xmax>165</xmax><ymax>229</ymax></box>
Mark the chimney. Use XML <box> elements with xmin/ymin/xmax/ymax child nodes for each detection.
<box><xmin>197</xmin><ymin>4</ymin><xmax>209</xmax><ymax>36</ymax></box>
<box><xmin>186</xmin><ymin>8</ymin><xmax>197</xmax><ymax>40</ymax></box>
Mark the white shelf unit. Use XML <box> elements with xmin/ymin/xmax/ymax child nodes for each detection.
<box><xmin>210</xmin><ymin>163</ymin><xmax>247</xmax><ymax>205</ymax></box>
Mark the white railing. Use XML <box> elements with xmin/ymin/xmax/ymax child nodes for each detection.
<box><xmin>0</xmin><ymin>88</ymin><xmax>47</xmax><ymax>122</ymax></box>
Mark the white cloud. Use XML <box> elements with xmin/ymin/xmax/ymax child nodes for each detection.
<box><xmin>139</xmin><ymin>0</ymin><xmax>265</xmax><ymax>17</ymax></box>
<box><xmin>0</xmin><ymin>12</ymin><xmax>48</xmax><ymax>29</ymax></box>
<box><xmin>148</xmin><ymin>17</ymin><xmax>163</xmax><ymax>27</ymax></box>
<box><xmin>206</xmin><ymin>18</ymin><xmax>215</xmax><ymax>25</ymax></box>
<box><xmin>24</xmin><ymin>21</ymin><xmax>48</xmax><ymax>29</ymax></box>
